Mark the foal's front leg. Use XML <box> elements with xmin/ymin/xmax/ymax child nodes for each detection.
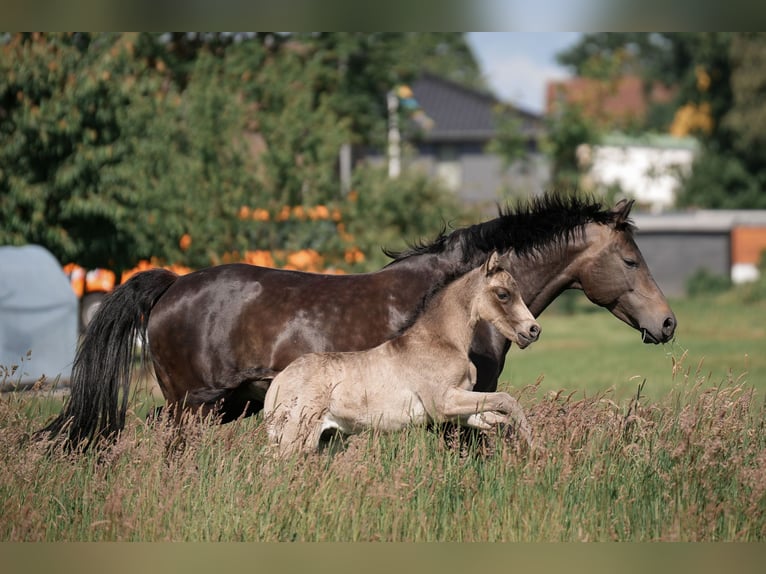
<box><xmin>440</xmin><ymin>388</ymin><xmax>533</xmax><ymax>447</ymax></box>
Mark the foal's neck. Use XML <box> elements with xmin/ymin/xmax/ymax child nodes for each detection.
<box><xmin>404</xmin><ymin>269</ymin><xmax>482</xmax><ymax>352</ymax></box>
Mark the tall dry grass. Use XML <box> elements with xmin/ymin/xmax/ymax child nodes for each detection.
<box><xmin>0</xmin><ymin>355</ymin><xmax>764</xmax><ymax>541</ymax></box>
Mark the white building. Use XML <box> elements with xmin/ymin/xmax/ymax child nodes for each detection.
<box><xmin>580</xmin><ymin>133</ymin><xmax>699</xmax><ymax>213</ymax></box>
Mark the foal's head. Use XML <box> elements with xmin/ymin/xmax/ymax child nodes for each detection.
<box><xmin>478</xmin><ymin>252</ymin><xmax>541</xmax><ymax>349</ymax></box>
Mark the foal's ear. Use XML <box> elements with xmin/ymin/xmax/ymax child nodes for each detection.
<box><xmin>485</xmin><ymin>251</ymin><xmax>501</xmax><ymax>275</ymax></box>
<box><xmin>611</xmin><ymin>198</ymin><xmax>635</xmax><ymax>228</ymax></box>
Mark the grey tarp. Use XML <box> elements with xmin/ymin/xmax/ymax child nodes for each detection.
<box><xmin>0</xmin><ymin>245</ymin><xmax>78</xmax><ymax>387</ymax></box>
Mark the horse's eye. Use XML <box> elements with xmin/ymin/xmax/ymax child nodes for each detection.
<box><xmin>495</xmin><ymin>289</ymin><xmax>510</xmax><ymax>302</ymax></box>
<box><xmin>623</xmin><ymin>258</ymin><xmax>638</xmax><ymax>269</ymax></box>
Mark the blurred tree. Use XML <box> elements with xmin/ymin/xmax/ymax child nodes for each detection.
<box><xmin>0</xmin><ymin>32</ymin><xmax>486</xmax><ymax>272</ymax></box>
<box><xmin>722</xmin><ymin>33</ymin><xmax>766</xmax><ymax>166</ymax></box>
<box><xmin>677</xmin><ymin>33</ymin><xmax>766</xmax><ymax>209</ymax></box>
<box><xmin>346</xmin><ymin>164</ymin><xmax>472</xmax><ymax>270</ymax></box>
<box><xmin>289</xmin><ymin>32</ymin><xmax>484</xmax><ymax>149</ymax></box>
<box><xmin>557</xmin><ymin>32</ymin><xmax>766</xmax><ymax>208</ymax></box>
<box><xmin>0</xmin><ymin>33</ymin><xmax>256</xmax><ymax>271</ymax></box>
<box><xmin>486</xmin><ymin>107</ymin><xmax>528</xmax><ymax>169</ymax></box>
<box><xmin>545</xmin><ymin>102</ymin><xmax>600</xmax><ymax>191</ymax></box>
<box><xmin>222</xmin><ymin>32</ymin><xmax>484</xmax><ymax>205</ymax></box>
<box><xmin>557</xmin><ymin>33</ymin><xmax>674</xmax><ymax>81</ymax></box>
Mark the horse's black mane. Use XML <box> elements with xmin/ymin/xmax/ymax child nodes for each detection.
<box><xmin>385</xmin><ymin>193</ymin><xmax>635</xmax><ymax>265</ymax></box>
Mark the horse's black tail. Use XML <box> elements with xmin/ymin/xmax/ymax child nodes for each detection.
<box><xmin>37</xmin><ymin>268</ymin><xmax>178</xmax><ymax>450</ymax></box>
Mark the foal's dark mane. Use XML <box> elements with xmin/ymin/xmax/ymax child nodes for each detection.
<box><xmin>384</xmin><ymin>193</ymin><xmax>635</xmax><ymax>266</ymax></box>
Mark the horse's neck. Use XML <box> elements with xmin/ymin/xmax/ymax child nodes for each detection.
<box><xmin>404</xmin><ymin>270</ymin><xmax>480</xmax><ymax>352</ymax></box>
<box><xmin>385</xmin><ymin>248</ymin><xmax>479</xmax><ymax>282</ymax></box>
<box><xmin>509</xmin><ymin>227</ymin><xmax>593</xmax><ymax>317</ymax></box>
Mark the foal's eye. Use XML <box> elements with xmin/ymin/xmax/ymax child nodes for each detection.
<box><xmin>623</xmin><ymin>258</ymin><xmax>639</xmax><ymax>269</ymax></box>
<box><xmin>495</xmin><ymin>289</ymin><xmax>510</xmax><ymax>302</ymax></box>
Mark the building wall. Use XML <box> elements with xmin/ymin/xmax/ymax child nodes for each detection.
<box><xmin>410</xmin><ymin>149</ymin><xmax>549</xmax><ymax>208</ymax></box>
<box><xmin>583</xmin><ymin>143</ymin><xmax>695</xmax><ymax>213</ymax></box>
<box><xmin>634</xmin><ymin>231</ymin><xmax>730</xmax><ymax>298</ymax></box>
<box><xmin>731</xmin><ymin>227</ymin><xmax>766</xmax><ymax>283</ymax></box>
<box><xmin>633</xmin><ymin>211</ymin><xmax>766</xmax><ymax>296</ymax></box>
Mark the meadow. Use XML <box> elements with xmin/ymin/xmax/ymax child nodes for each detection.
<box><xmin>0</xmin><ymin>292</ymin><xmax>764</xmax><ymax>541</ymax></box>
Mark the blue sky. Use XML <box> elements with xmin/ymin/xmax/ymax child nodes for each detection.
<box><xmin>466</xmin><ymin>32</ymin><xmax>582</xmax><ymax>115</ymax></box>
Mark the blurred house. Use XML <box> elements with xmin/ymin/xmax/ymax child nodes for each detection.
<box><xmin>546</xmin><ymin>74</ymin><xmax>675</xmax><ymax>131</ymax></box>
<box><xmin>369</xmin><ymin>73</ymin><xmax>550</xmax><ymax>208</ymax></box>
<box><xmin>546</xmin><ymin>75</ymin><xmax>694</xmax><ymax>212</ymax></box>
<box><xmin>633</xmin><ymin>210</ymin><xmax>766</xmax><ymax>297</ymax></box>
<box><xmin>579</xmin><ymin>133</ymin><xmax>698</xmax><ymax>213</ymax></box>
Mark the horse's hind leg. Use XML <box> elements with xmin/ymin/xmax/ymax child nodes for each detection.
<box><xmin>218</xmin><ymin>369</ymin><xmax>277</xmax><ymax>423</ymax></box>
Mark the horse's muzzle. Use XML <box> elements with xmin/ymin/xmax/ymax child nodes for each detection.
<box><xmin>641</xmin><ymin>314</ymin><xmax>676</xmax><ymax>344</ymax></box>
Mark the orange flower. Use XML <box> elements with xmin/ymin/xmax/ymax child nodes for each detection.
<box><xmin>292</xmin><ymin>205</ymin><xmax>306</xmax><ymax>220</ymax></box>
<box><xmin>309</xmin><ymin>205</ymin><xmax>330</xmax><ymax>221</ymax></box>
<box><xmin>121</xmin><ymin>259</ymin><xmax>156</xmax><ymax>284</ymax></box>
<box><xmin>276</xmin><ymin>205</ymin><xmax>291</xmax><ymax>221</ymax></box>
<box><xmin>251</xmin><ymin>208</ymin><xmax>270</xmax><ymax>222</ymax></box>
<box><xmin>166</xmin><ymin>263</ymin><xmax>192</xmax><ymax>276</ymax></box>
<box><xmin>286</xmin><ymin>249</ymin><xmax>323</xmax><ymax>272</ymax></box>
<box><xmin>243</xmin><ymin>250</ymin><xmax>276</xmax><ymax>268</ymax></box>
<box><xmin>344</xmin><ymin>246</ymin><xmax>366</xmax><ymax>264</ymax></box>
<box><xmin>85</xmin><ymin>268</ymin><xmax>116</xmax><ymax>292</ymax></box>
<box><xmin>238</xmin><ymin>205</ymin><xmax>251</xmax><ymax>220</ymax></box>
<box><xmin>179</xmin><ymin>233</ymin><xmax>192</xmax><ymax>251</ymax></box>
<box><xmin>63</xmin><ymin>263</ymin><xmax>86</xmax><ymax>297</ymax></box>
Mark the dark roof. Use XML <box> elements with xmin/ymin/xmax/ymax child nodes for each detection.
<box><xmin>411</xmin><ymin>73</ymin><xmax>541</xmax><ymax>143</ymax></box>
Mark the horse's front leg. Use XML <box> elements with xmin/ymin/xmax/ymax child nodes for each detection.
<box><xmin>439</xmin><ymin>388</ymin><xmax>532</xmax><ymax>447</ymax></box>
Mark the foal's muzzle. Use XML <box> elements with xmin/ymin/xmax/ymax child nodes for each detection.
<box><xmin>516</xmin><ymin>324</ymin><xmax>541</xmax><ymax>349</ymax></box>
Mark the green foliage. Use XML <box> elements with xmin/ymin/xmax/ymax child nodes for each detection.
<box><xmin>738</xmin><ymin>250</ymin><xmax>766</xmax><ymax>304</ymax></box>
<box><xmin>724</xmin><ymin>33</ymin><xmax>766</xmax><ymax>157</ymax></box>
<box><xmin>544</xmin><ymin>102</ymin><xmax>600</xmax><ymax>190</ymax></box>
<box><xmin>225</xmin><ymin>41</ymin><xmax>352</xmax><ymax>208</ymax></box>
<box><xmin>676</xmin><ymin>150</ymin><xmax>766</xmax><ymax>209</ymax></box>
<box><xmin>685</xmin><ymin>267</ymin><xmax>733</xmax><ymax>298</ymax></box>
<box><xmin>345</xmin><ymin>165</ymin><xmax>474</xmax><ymax>270</ymax></box>
<box><xmin>1</xmin><ymin>33</ymin><xmax>485</xmax><ymax>273</ymax></box>
<box><xmin>557</xmin><ymin>33</ymin><xmax>675</xmax><ymax>81</ymax></box>
<box><xmin>485</xmin><ymin>106</ymin><xmax>528</xmax><ymax>168</ymax></box>
<box><xmin>0</xmin><ymin>33</ymin><xmax>256</xmax><ymax>272</ymax></box>
<box><xmin>393</xmin><ymin>32</ymin><xmax>486</xmax><ymax>90</ymax></box>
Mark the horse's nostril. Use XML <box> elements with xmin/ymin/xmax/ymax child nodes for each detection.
<box><xmin>529</xmin><ymin>324</ymin><xmax>541</xmax><ymax>338</ymax></box>
<box><xmin>662</xmin><ymin>315</ymin><xmax>676</xmax><ymax>335</ymax></box>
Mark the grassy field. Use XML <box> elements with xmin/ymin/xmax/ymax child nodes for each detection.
<box><xmin>502</xmin><ymin>291</ymin><xmax>766</xmax><ymax>401</ymax></box>
<box><xmin>0</xmin><ymin>292</ymin><xmax>764</xmax><ymax>541</ymax></box>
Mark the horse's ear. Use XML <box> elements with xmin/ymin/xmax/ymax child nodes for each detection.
<box><xmin>485</xmin><ymin>251</ymin><xmax>501</xmax><ymax>275</ymax></box>
<box><xmin>611</xmin><ymin>198</ymin><xmax>635</xmax><ymax>227</ymax></box>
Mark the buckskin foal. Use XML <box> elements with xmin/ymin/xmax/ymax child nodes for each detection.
<box><xmin>264</xmin><ymin>251</ymin><xmax>540</xmax><ymax>456</ymax></box>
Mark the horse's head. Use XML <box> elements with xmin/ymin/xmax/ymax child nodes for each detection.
<box><xmin>577</xmin><ymin>199</ymin><xmax>677</xmax><ymax>344</ymax></box>
<box><xmin>480</xmin><ymin>252</ymin><xmax>541</xmax><ymax>349</ymax></box>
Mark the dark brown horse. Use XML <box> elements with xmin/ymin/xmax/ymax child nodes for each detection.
<box><xmin>40</xmin><ymin>194</ymin><xmax>676</xmax><ymax>448</ymax></box>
